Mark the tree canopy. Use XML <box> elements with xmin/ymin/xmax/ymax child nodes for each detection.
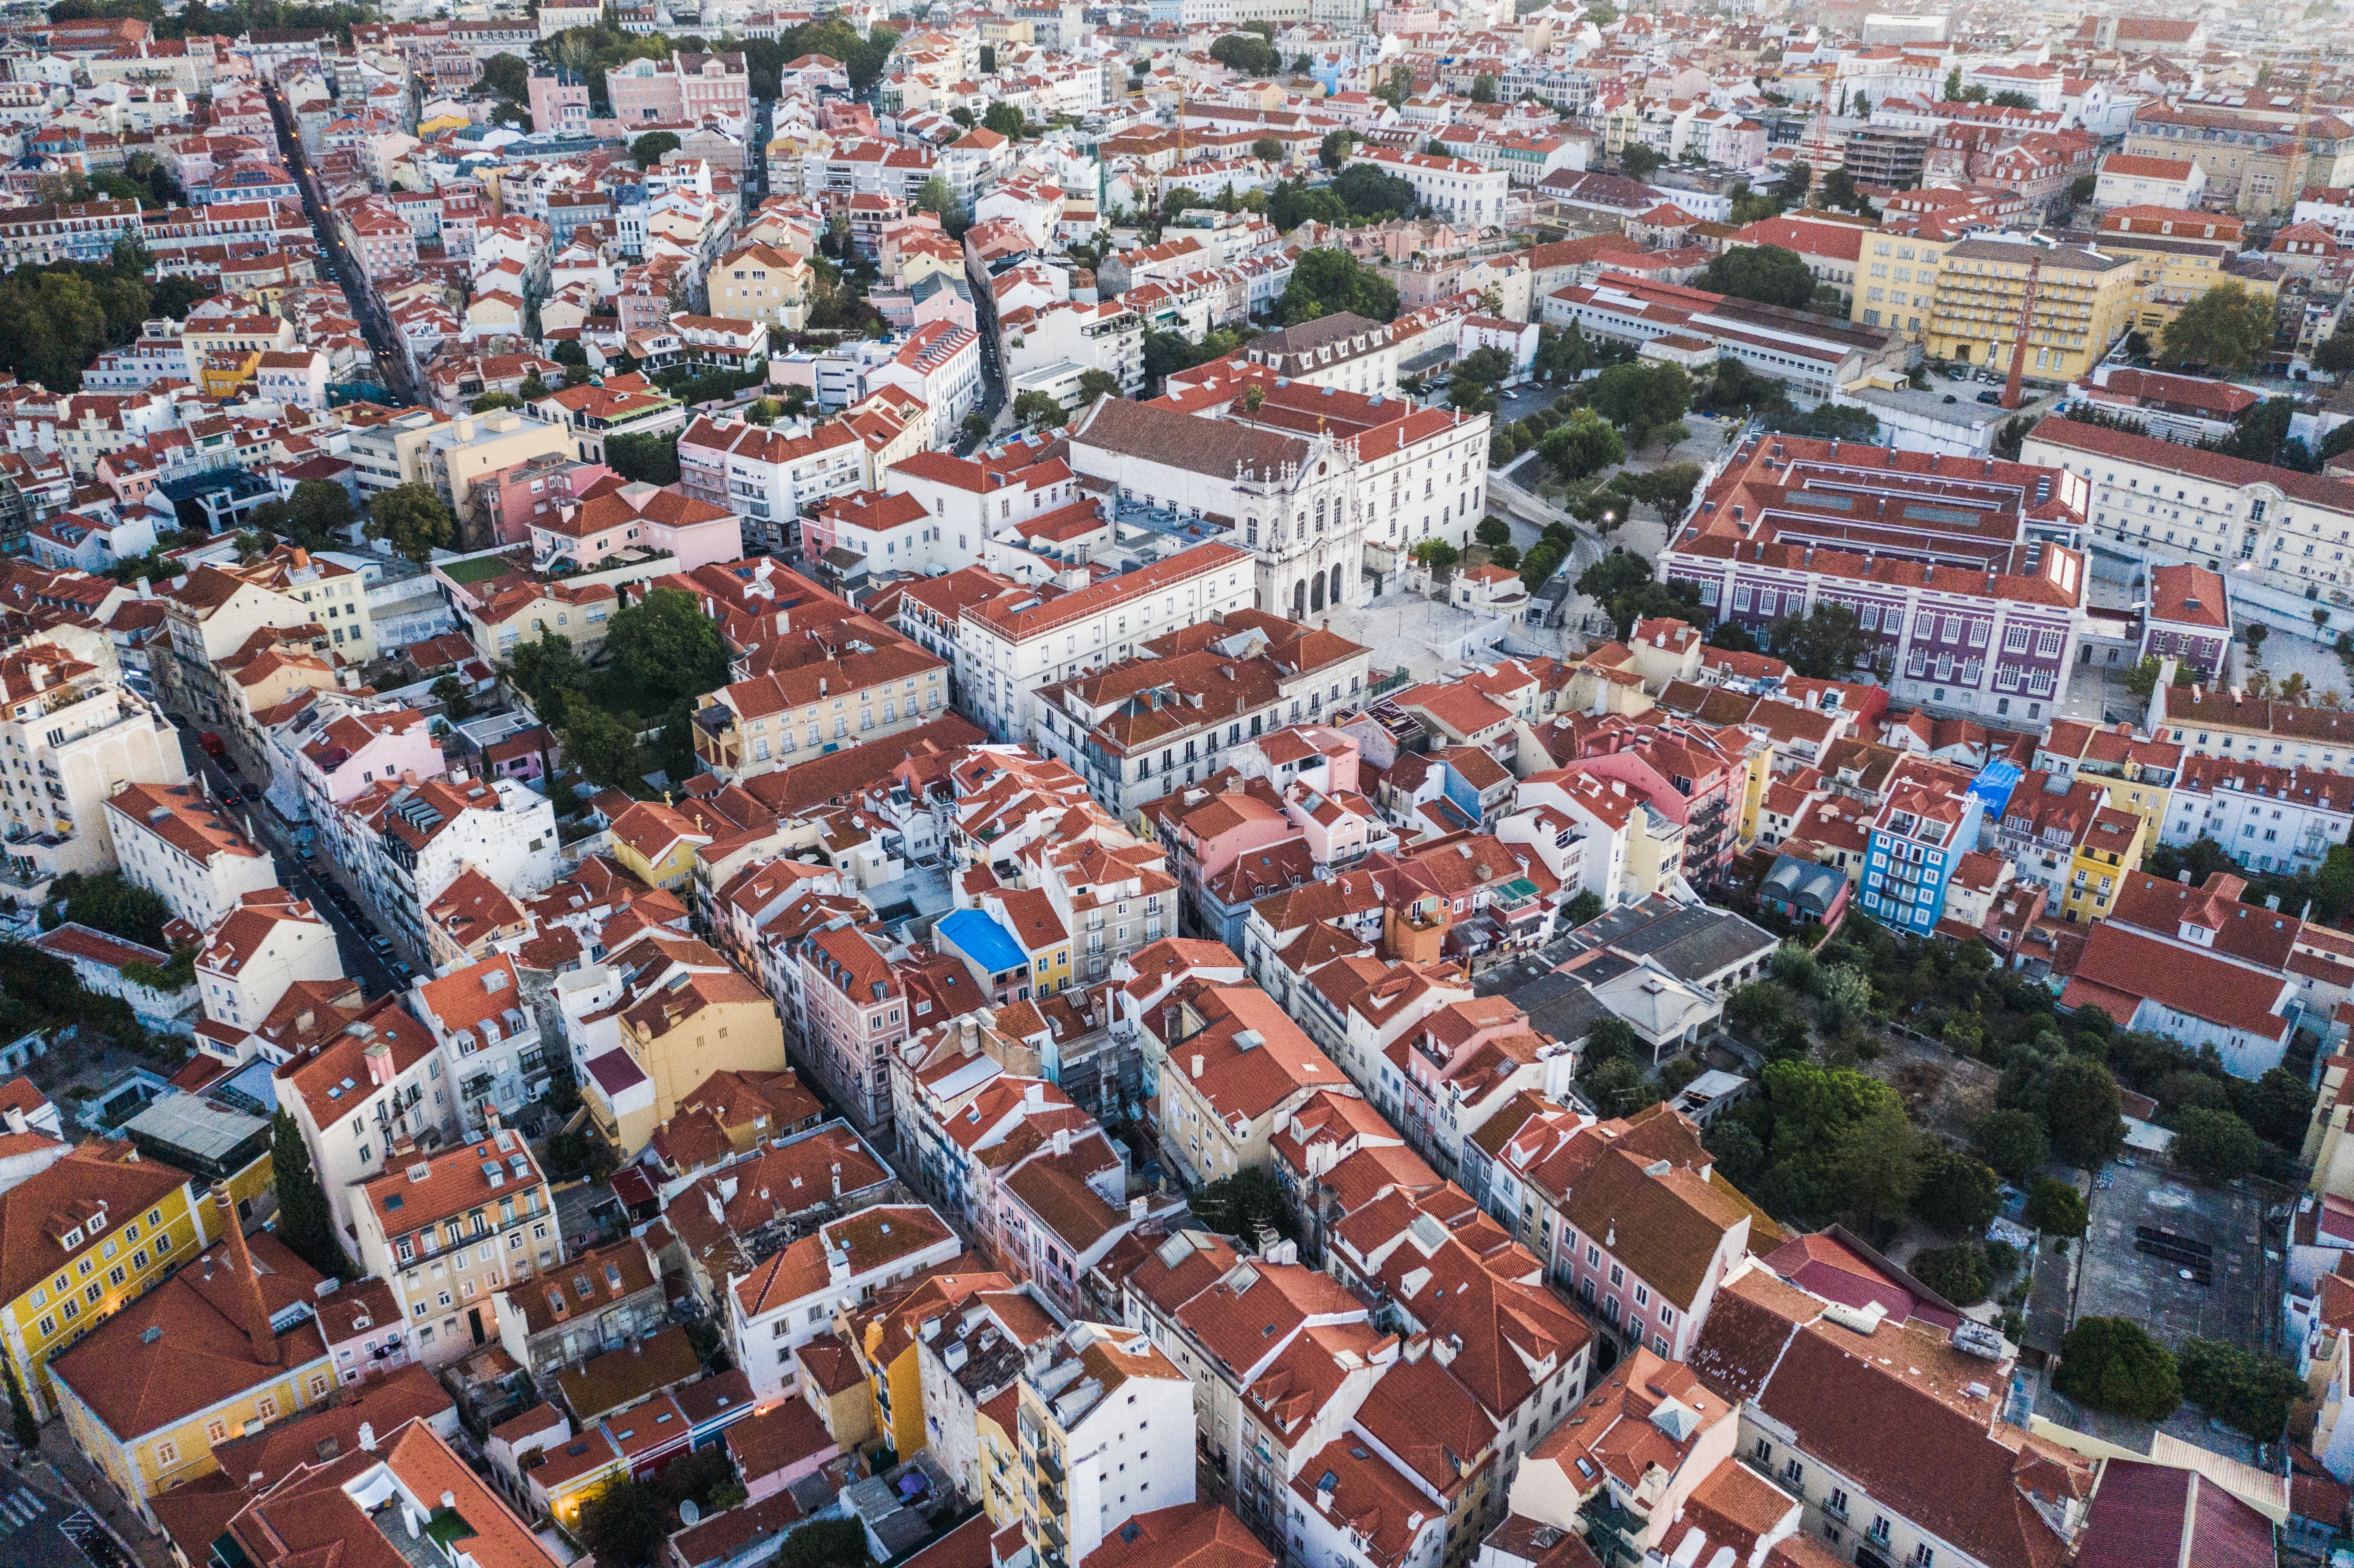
<box><xmin>1701</xmin><ymin>244</ymin><xmax>1820</xmax><ymax>309</ymax></box>
<box><xmin>2178</xmin><ymin>1338</ymin><xmax>2301</xmax><ymax>1440</ymax></box>
<box><xmin>1279</xmin><ymin>248</ymin><xmax>1400</xmax><ymax>324</ymax></box>
<box><xmin>1769</xmin><ymin>603</ymin><xmax>1871</xmax><ymax>678</ymax></box>
<box><xmin>365</xmin><ymin>482</ymin><xmax>456</xmax><ymax>565</ymax></box>
<box><xmin>2158</xmin><ymin>284</ymin><xmax>2278</xmax><ymax>373</ymax></box>
<box><xmin>2055</xmin><ymin>1317</ymin><xmax>2181</xmax><ymax>1422</ymax></box>
<box><xmin>1208</xmin><ymin>31</ymin><xmax>1282</xmax><ymax>75</ymax></box>
<box><xmin>1588</xmin><ymin>361</ymin><xmax>1692</xmax><ymax>451</ymax></box>
<box><xmin>604</xmin><ymin>586</ymin><xmax>730</xmax><ymax>707</ymax></box>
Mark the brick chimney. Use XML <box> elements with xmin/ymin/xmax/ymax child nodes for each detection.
<box><xmin>211</xmin><ymin>1183</ymin><xmax>281</xmax><ymax>1368</ymax></box>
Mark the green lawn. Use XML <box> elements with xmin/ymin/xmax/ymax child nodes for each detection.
<box><xmin>440</xmin><ymin>555</ymin><xmax>517</xmax><ymax>586</ymax></box>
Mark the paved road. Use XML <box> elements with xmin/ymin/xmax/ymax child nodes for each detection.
<box><xmin>264</xmin><ymin>84</ymin><xmax>417</xmax><ymax>406</ymax></box>
<box><xmin>23</xmin><ymin>1436</ymin><xmax>156</xmax><ymax>1568</ymax></box>
<box><xmin>167</xmin><ymin>722</ymin><xmax>408</xmax><ymax>1000</ymax></box>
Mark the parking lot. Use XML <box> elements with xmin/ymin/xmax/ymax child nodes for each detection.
<box><xmin>2072</xmin><ymin>1160</ymin><xmax>2275</xmax><ymax>1356</ymax></box>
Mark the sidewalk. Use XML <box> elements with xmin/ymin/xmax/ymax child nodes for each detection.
<box><xmin>33</xmin><ymin>1423</ymin><xmax>170</xmax><ymax>1568</ymax></box>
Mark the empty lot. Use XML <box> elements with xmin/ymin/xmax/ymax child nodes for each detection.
<box><xmin>2073</xmin><ymin>1160</ymin><xmax>2273</xmax><ymax>1356</ymax></box>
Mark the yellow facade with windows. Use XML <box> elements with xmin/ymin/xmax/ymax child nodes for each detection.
<box><xmin>2062</xmin><ymin>809</ymin><xmax>2148</xmax><ymax>923</ymax></box>
<box><xmin>59</xmin><ymin>1347</ymin><xmax>338</xmax><ymax>1515</ymax></box>
<box><xmin>1851</xmin><ymin>232</ymin><xmax>1956</xmax><ymax>343</ymax></box>
<box><xmin>1922</xmin><ymin>238</ymin><xmax>2142</xmax><ymax>381</ymax></box>
<box><xmin>0</xmin><ymin>1174</ymin><xmax>215</xmax><ymax>1422</ymax></box>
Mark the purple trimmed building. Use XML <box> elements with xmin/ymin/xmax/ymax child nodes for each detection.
<box><xmin>1660</xmin><ymin>434</ymin><xmax>2094</xmax><ymax>725</ymax></box>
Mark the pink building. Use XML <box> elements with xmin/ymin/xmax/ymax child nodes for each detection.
<box><xmin>467</xmin><ymin>454</ymin><xmax>613</xmax><ymax>549</ymax></box>
<box><xmin>528</xmin><ymin>66</ymin><xmax>591</xmax><ymax>135</ymax></box>
<box><xmin>293</xmin><ymin>706</ymin><xmax>445</xmax><ymax>831</ymax></box>
<box><xmin>340</xmin><ymin>194</ymin><xmax>418</xmax><ymax>280</ymax></box>
<box><xmin>995</xmin><ymin>1130</ymin><xmax>1134</xmax><ymax>1321</ymax></box>
<box><xmin>530</xmin><ymin>475</ymin><xmax>741</xmax><ymax>575</ymax></box>
<box><xmin>604</xmin><ymin>52</ymin><xmax>749</xmax><ymax>128</ymax></box>
<box><xmin>795</xmin><ymin>922</ymin><xmax>903</xmax><ymax>1136</ymax></box>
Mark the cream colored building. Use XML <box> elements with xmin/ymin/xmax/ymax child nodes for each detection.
<box><xmin>1924</xmin><ymin>237</ymin><xmax>2142</xmax><ymax>381</ymax></box>
<box><xmin>1851</xmin><ymin>229</ymin><xmax>1957</xmax><ymax>343</ymax></box>
<box><xmin>421</xmin><ymin>409</ymin><xmax>575</xmax><ymax>529</ymax></box>
<box><xmin>711</xmin><ymin>242</ymin><xmax>811</xmax><ymax>332</ymax></box>
<box><xmin>341</xmin><ymin>404</ymin><xmax>451</xmax><ymax>497</ymax></box>
<box><xmin>0</xmin><ymin>640</ymin><xmax>190</xmax><ymax>884</ymax></box>
<box><xmin>348</xmin><ymin>1129</ymin><xmax>558</xmax><ymax>1367</ymax></box>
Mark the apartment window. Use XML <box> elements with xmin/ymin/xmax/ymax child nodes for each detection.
<box><xmin>1911</xmin><ymin>1549</ymin><xmax>1934</xmax><ymax>1568</ymax></box>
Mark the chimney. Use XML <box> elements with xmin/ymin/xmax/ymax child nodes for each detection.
<box><xmin>1052</xmin><ymin>1126</ymin><xmax>1071</xmax><ymax>1157</ymax></box>
<box><xmin>212</xmin><ymin>1184</ymin><xmax>280</xmax><ymax>1369</ymax></box>
<box><xmin>364</xmin><ymin>1040</ymin><xmax>394</xmax><ymax>1087</ymax></box>
<box><xmin>1</xmin><ymin>1105</ymin><xmax>22</xmax><ymax>1135</ymax></box>
<box><xmin>1129</xmin><ymin>1196</ymin><xmax>1148</xmax><ymax>1224</ymax></box>
<box><xmin>358</xmin><ymin>1421</ymin><xmax>376</xmax><ymax>1451</ymax></box>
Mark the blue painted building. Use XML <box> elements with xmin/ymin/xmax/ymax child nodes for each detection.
<box><xmin>1860</xmin><ymin>757</ymin><xmax>1986</xmax><ymax>936</ymax></box>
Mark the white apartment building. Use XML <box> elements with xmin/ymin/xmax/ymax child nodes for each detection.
<box><xmin>1345</xmin><ymin>146</ymin><xmax>1509</xmax><ymax>228</ymax></box>
<box><xmin>104</xmin><ymin>781</ymin><xmax>279</xmax><ymax>932</ymax></box>
<box><xmin>728</xmin><ymin>1204</ymin><xmax>964</xmax><ymax>1400</ymax></box>
<box><xmin>1018</xmin><ymin>1322</ymin><xmax>1197</xmax><ymax>1568</ymax></box>
<box><xmin>194</xmin><ymin>886</ymin><xmax>345</xmax><ymax>1041</ymax></box>
<box><xmin>1001</xmin><ymin>299</ymin><xmax>1146</xmax><ymax>398</ymax></box>
<box><xmin>338</xmin><ymin>775</ymin><xmax>559</xmax><ymax>960</ymax></box>
<box><xmin>2024</xmin><ymin>418</ymin><xmax>2354</xmax><ymax>599</ymax></box>
<box><xmin>956</xmin><ymin>542</ymin><xmax>1256</xmax><ymax>744</ymax></box>
<box><xmin>676</xmin><ymin>413</ymin><xmax>869</xmax><ymax>552</ymax></box>
<box><xmin>2160</xmin><ymin>753</ymin><xmax>2354</xmax><ymax>875</ymax></box>
<box><xmin>411</xmin><ymin>953</ymin><xmax>551</xmax><ymax>1137</ymax></box>
<box><xmin>869</xmin><ymin>322</ymin><xmax>984</xmax><ymax>445</ymax></box>
<box><xmin>0</xmin><ymin>640</ymin><xmax>189</xmax><ymax>884</ymax></box>
<box><xmin>275</xmin><ymin>995</ymin><xmax>462</xmax><ymax>1241</ymax></box>
<box><xmin>349</xmin><ymin>1129</ymin><xmax>559</xmax><ymax>1366</ymax></box>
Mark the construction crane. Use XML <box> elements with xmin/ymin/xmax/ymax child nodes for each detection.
<box><xmin>2000</xmin><ymin>248</ymin><xmax>2044</xmax><ymax>411</ymax></box>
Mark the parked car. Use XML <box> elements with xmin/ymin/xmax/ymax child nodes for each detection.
<box><xmin>389</xmin><ymin>960</ymin><xmax>414</xmax><ymax>983</ymax></box>
<box><xmin>366</xmin><ymin>935</ymin><xmax>393</xmax><ymax>955</ymax></box>
<box><xmin>1977</xmin><ymin>390</ymin><xmax>2002</xmax><ymax>404</ymax></box>
<box><xmin>239</xmin><ymin>783</ymin><xmax>262</xmax><ymax>802</ymax></box>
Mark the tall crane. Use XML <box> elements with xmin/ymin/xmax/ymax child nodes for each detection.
<box><xmin>2000</xmin><ymin>248</ymin><xmax>2044</xmax><ymax>411</ymax></box>
<box><xmin>2288</xmin><ymin>71</ymin><xmax>2320</xmax><ymax>212</ymax></box>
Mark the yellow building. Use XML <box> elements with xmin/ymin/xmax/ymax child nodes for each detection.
<box><xmin>601</xmin><ymin>930</ymin><xmax>794</xmax><ymax>1136</ymax></box>
<box><xmin>1853</xmin><ymin>230</ymin><xmax>1958</xmax><ymax>342</ymax></box>
<box><xmin>48</xmin><ymin>1198</ymin><xmax>335</xmax><ymax>1525</ymax></box>
<box><xmin>0</xmin><ymin>1144</ymin><xmax>218</xmax><ymax>1422</ymax></box>
<box><xmin>607</xmin><ymin>800</ymin><xmax>713</xmax><ymax>893</ymax></box>
<box><xmin>711</xmin><ymin>243</ymin><xmax>811</xmax><ymax>332</ymax></box>
<box><xmin>200</xmin><ymin>350</ymin><xmax>262</xmax><ymax>398</ymax></box>
<box><xmin>1924</xmin><ymin>237</ymin><xmax>2143</xmax><ymax>382</ymax></box>
<box><xmin>2062</xmin><ymin>805</ymin><xmax>2148</xmax><ymax>923</ymax></box>
<box><xmin>2037</xmin><ymin>723</ymin><xmax>2183</xmax><ymax>841</ymax></box>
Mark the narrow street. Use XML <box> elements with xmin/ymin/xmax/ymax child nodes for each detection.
<box><xmin>168</xmin><ymin>721</ymin><xmax>408</xmax><ymax>998</ymax></box>
<box><xmin>262</xmin><ymin>84</ymin><xmax>417</xmax><ymax>406</ymax></box>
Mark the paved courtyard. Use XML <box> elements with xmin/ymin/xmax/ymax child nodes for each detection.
<box><xmin>2073</xmin><ymin>1160</ymin><xmax>2274</xmax><ymax>1356</ymax></box>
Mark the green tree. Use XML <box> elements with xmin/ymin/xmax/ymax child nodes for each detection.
<box><xmin>1410</xmin><ymin>538</ymin><xmax>1460</xmax><ymax>577</ymax></box>
<box><xmin>1757</xmin><ymin>1059</ymin><xmax>1922</xmax><ymax>1226</ymax></box>
<box><xmin>1769</xmin><ymin>603</ymin><xmax>1870</xmax><ymax>678</ymax></box>
<box><xmin>469</xmin><ymin>391</ymin><xmax>522</xmax><ymax>414</ymax></box>
<box><xmin>1817</xmin><ymin>961</ymin><xmax>1874</xmax><ymax>1024</ymax></box>
<box><xmin>2158</xmin><ymin>284</ymin><xmax>2278</xmax><ymax>373</ymax></box>
<box><xmin>2046</xmin><ymin>1054</ymin><xmax>2127</xmax><ymax>1168</ymax></box>
<box><xmin>2239</xmin><ymin>1064</ymin><xmax>2316</xmax><ymax>1144</ymax></box>
<box><xmin>480</xmin><ymin>51</ymin><xmax>530</xmax><ymax>103</ymax></box>
<box><xmin>430</xmin><ymin>673</ymin><xmax>475</xmax><ymax>721</ymax></box>
<box><xmin>1588</xmin><ymin>361</ymin><xmax>1691</xmax><ymax>449</ymax></box>
<box><xmin>1540</xmin><ymin>409</ymin><xmax>1625</xmax><ymax>479</ymax></box>
<box><xmin>3</xmin><ymin>1351</ymin><xmax>38</xmax><ymax>1452</ymax></box>
<box><xmin>1565</xmin><ymin>890</ymin><xmax>1604</xmax><ymax>926</ymax></box>
<box><xmin>271</xmin><ymin>1108</ymin><xmax>349</xmax><ymax>1280</ymax></box>
<box><xmin>2069</xmin><ymin>172</ymin><xmax>2098</xmax><ymax>207</ymax></box>
<box><xmin>1775</xmin><ymin>161</ymin><xmax>1812</xmax><ymax>206</ymax></box>
<box><xmin>1012</xmin><ymin>389</ymin><xmax>1065</xmax><ymax>430</ymax></box>
<box><xmin>1818</xmin><ymin>166</ymin><xmax>1863</xmax><ymax>214</ymax></box>
<box><xmin>961</xmin><ymin>410</ymin><xmax>993</xmax><ymax>444</ymax></box>
<box><xmin>54</xmin><ymin>871</ymin><xmax>171</xmax><ymax>948</ymax></box>
<box><xmin>1075</xmin><ymin>369</ymin><xmax>1122</xmax><ymax>405</ymax></box>
<box><xmin>1208</xmin><ymin>31</ymin><xmax>1280</xmax><ymax>75</ymax></box>
<box><xmin>982</xmin><ymin>101</ymin><xmax>1028</xmax><ymax>139</ymax></box>
<box><xmin>2171</xmin><ymin>1107</ymin><xmax>2260</xmax><ymax>1184</ymax></box>
<box><xmin>2023</xmin><ymin>1175</ymin><xmax>2089</xmax><ymax>1237</ymax></box>
<box><xmin>1252</xmin><ymin>134</ymin><xmax>1283</xmax><ymax>163</ymax></box>
<box><xmin>365</xmin><ymin>482</ymin><xmax>456</xmax><ymax>564</ymax></box>
<box><xmin>2055</xmin><ymin>1317</ymin><xmax>2181</xmax><ymax>1422</ymax></box>
<box><xmin>1943</xmin><ymin>66</ymin><xmax>1962</xmax><ymax>99</ymax></box>
<box><xmin>1470</xmin><ymin>72</ymin><xmax>1497</xmax><ymax>103</ymax></box>
<box><xmin>1971</xmin><ymin>1108</ymin><xmax>2049</xmax><ymax>1182</ymax></box>
<box><xmin>631</xmin><ymin>130</ymin><xmax>681</xmax><ymax>169</ymax></box>
<box><xmin>2314</xmin><ymin>331</ymin><xmax>2354</xmax><ymax>376</ymax></box>
<box><xmin>576</xmin><ymin>1476</ymin><xmax>673</xmax><ymax>1568</ymax></box>
<box><xmin>1319</xmin><ymin>129</ymin><xmax>1355</xmax><ymax>171</ymax></box>
<box><xmin>604</xmin><ymin>431</ymin><xmax>681</xmax><ymax>485</ymax></box>
<box><xmin>1379</xmin><ymin>62</ymin><xmax>1413</xmax><ymax>109</ymax></box>
<box><xmin>1620</xmin><ymin>143</ymin><xmax>1662</xmax><ymax>178</ymax></box>
<box><xmin>561</xmin><ymin>706</ymin><xmax>644</xmax><ymax>790</ymax></box>
<box><xmin>1194</xmin><ymin>1167</ymin><xmax>1294</xmax><ymax>1241</ymax></box>
<box><xmin>912</xmin><ymin>175</ymin><xmax>959</xmax><ymax>219</ymax></box>
<box><xmin>1909</xmin><ymin>1244</ymin><xmax>1991</xmax><ymax>1305</ymax></box>
<box><xmin>1701</xmin><ymin>244</ymin><xmax>1819</xmax><ymax>309</ymax></box>
<box><xmin>1476</xmin><ymin>516</ymin><xmax>1513</xmax><ymax>548</ymax></box>
<box><xmin>1328</xmin><ymin>163</ymin><xmax>1421</xmax><ymax>221</ymax></box>
<box><xmin>1279</xmin><ymin>248</ymin><xmax>1401</xmax><ymax>324</ymax></box>
<box><xmin>1912</xmin><ymin>1149</ymin><xmax>2001</xmax><ymax>1235</ymax></box>
<box><xmin>507</xmin><ymin>630</ymin><xmax>586</xmax><ymax>719</ymax></box>
<box><xmin>1991</xmin><ymin>90</ymin><xmax>2036</xmax><ymax>109</ymax></box>
<box><xmin>2178</xmin><ymin>1339</ymin><xmax>2302</xmax><ymax>1440</ymax></box>
<box><xmin>605</xmin><ymin>586</ymin><xmax>729</xmax><ymax>706</ymax></box>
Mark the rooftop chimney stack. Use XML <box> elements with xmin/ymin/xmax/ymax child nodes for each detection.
<box><xmin>212</xmin><ymin>1183</ymin><xmax>281</xmax><ymax>1369</ymax></box>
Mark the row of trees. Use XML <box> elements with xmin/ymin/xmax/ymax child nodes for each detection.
<box><xmin>1262</xmin><ymin>164</ymin><xmax>1421</xmax><ymax>232</ymax></box>
<box><xmin>2056</xmin><ymin>1319</ymin><xmax>2302</xmax><ymax>1440</ymax></box>
<box><xmin>0</xmin><ymin>238</ymin><xmax>212</xmax><ymax>392</ymax></box>
<box><xmin>504</xmin><ymin>587</ymin><xmax>734</xmax><ymax>790</ymax></box>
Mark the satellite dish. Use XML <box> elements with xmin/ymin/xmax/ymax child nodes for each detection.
<box><xmin>680</xmin><ymin>1501</ymin><xmax>701</xmax><ymax>1528</ymax></box>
